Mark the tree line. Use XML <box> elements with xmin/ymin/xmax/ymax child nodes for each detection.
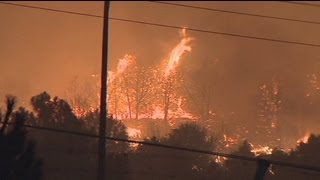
<box><xmin>1</xmin><ymin>92</ymin><xmax>320</xmax><ymax>179</ymax></box>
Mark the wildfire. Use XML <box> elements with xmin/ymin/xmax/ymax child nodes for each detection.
<box><xmin>117</xmin><ymin>54</ymin><xmax>135</xmax><ymax>74</ymax></box>
<box><xmin>215</xmin><ymin>156</ymin><xmax>228</xmax><ymax>164</ymax></box>
<box><xmin>107</xmin><ymin>71</ymin><xmax>115</xmax><ymax>84</ymax></box>
<box><xmin>108</xmin><ymin>54</ymin><xmax>135</xmax><ymax>83</ymax></box>
<box><xmin>222</xmin><ymin>134</ymin><xmax>240</xmax><ymax>149</ymax></box>
<box><xmin>149</xmin><ymin>106</ymin><xmax>165</xmax><ymax>119</ymax></box>
<box><xmin>127</xmin><ymin>127</ymin><xmax>142</xmax><ymax>138</ymax></box>
<box><xmin>104</xmin><ymin>28</ymin><xmax>195</xmax><ymax>123</ymax></box>
<box><xmin>69</xmin><ymin>29</ymin><xmax>199</xmax><ymax>141</ymax></box>
<box><xmin>297</xmin><ymin>131</ymin><xmax>310</xmax><ymax>144</ymax></box>
<box><xmin>165</xmin><ymin>28</ymin><xmax>193</xmax><ymax>77</ymax></box>
<box><xmin>172</xmin><ymin>97</ymin><xmax>194</xmax><ymax>119</ymax></box>
<box><xmin>72</xmin><ymin>106</ymin><xmax>88</xmax><ymax>118</ymax></box>
<box><xmin>72</xmin><ymin>106</ymin><xmax>97</xmax><ymax>118</ymax></box>
<box><xmin>251</xmin><ymin>144</ymin><xmax>273</xmax><ymax>156</ymax></box>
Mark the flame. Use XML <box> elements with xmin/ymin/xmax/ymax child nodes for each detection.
<box><xmin>172</xmin><ymin>97</ymin><xmax>194</xmax><ymax>119</ymax></box>
<box><xmin>251</xmin><ymin>144</ymin><xmax>273</xmax><ymax>156</ymax></box>
<box><xmin>117</xmin><ymin>54</ymin><xmax>134</xmax><ymax>74</ymax></box>
<box><xmin>107</xmin><ymin>54</ymin><xmax>135</xmax><ymax>84</ymax></box>
<box><xmin>72</xmin><ymin>106</ymin><xmax>97</xmax><ymax>118</ymax></box>
<box><xmin>126</xmin><ymin>127</ymin><xmax>142</xmax><ymax>149</ymax></box>
<box><xmin>150</xmin><ymin>106</ymin><xmax>165</xmax><ymax>119</ymax></box>
<box><xmin>71</xmin><ymin>29</ymin><xmax>197</xmax><ymax>136</ymax></box>
<box><xmin>127</xmin><ymin>127</ymin><xmax>142</xmax><ymax>138</ymax></box>
<box><xmin>215</xmin><ymin>156</ymin><xmax>228</xmax><ymax>164</ymax></box>
<box><xmin>222</xmin><ymin>134</ymin><xmax>239</xmax><ymax>148</ymax></box>
<box><xmin>179</xmin><ymin>28</ymin><xmax>187</xmax><ymax>37</ymax></box>
<box><xmin>268</xmin><ymin>165</ymin><xmax>275</xmax><ymax>175</ymax></box>
<box><xmin>68</xmin><ymin>27</ymin><xmax>315</xmax><ymax>153</ymax></box>
<box><xmin>107</xmin><ymin>71</ymin><xmax>115</xmax><ymax>84</ymax></box>
<box><xmin>297</xmin><ymin>131</ymin><xmax>310</xmax><ymax>144</ymax></box>
<box><xmin>165</xmin><ymin>28</ymin><xmax>193</xmax><ymax>77</ymax></box>
<box><xmin>72</xmin><ymin>106</ymin><xmax>88</xmax><ymax>118</ymax></box>
<box><xmin>105</xmin><ymin>30</ymin><xmax>195</xmax><ymax>122</ymax></box>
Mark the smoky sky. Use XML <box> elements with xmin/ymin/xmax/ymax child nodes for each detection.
<box><xmin>1</xmin><ymin>1</ymin><xmax>320</xmax><ymax>139</ymax></box>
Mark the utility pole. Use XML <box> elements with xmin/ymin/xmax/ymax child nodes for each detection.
<box><xmin>98</xmin><ymin>1</ymin><xmax>110</xmax><ymax>180</ymax></box>
<box><xmin>254</xmin><ymin>159</ymin><xmax>270</xmax><ymax>180</ymax></box>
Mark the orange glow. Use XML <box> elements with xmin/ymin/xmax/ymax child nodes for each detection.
<box><xmin>71</xmin><ymin>29</ymin><xmax>197</xmax><ymax>138</ymax></box>
<box><xmin>251</xmin><ymin>144</ymin><xmax>273</xmax><ymax>156</ymax></box>
<box><xmin>297</xmin><ymin>131</ymin><xmax>310</xmax><ymax>144</ymax></box>
<box><xmin>72</xmin><ymin>106</ymin><xmax>88</xmax><ymax>118</ymax></box>
<box><xmin>72</xmin><ymin>106</ymin><xmax>97</xmax><ymax>118</ymax></box>
<box><xmin>222</xmin><ymin>134</ymin><xmax>239</xmax><ymax>148</ymax></box>
<box><xmin>165</xmin><ymin>28</ymin><xmax>193</xmax><ymax>77</ymax></box>
<box><xmin>104</xmin><ymin>29</ymin><xmax>196</xmax><ymax>124</ymax></box>
<box><xmin>271</xmin><ymin>122</ymin><xmax>276</xmax><ymax>128</ymax></box>
<box><xmin>117</xmin><ymin>54</ymin><xmax>135</xmax><ymax>74</ymax></box>
<box><xmin>149</xmin><ymin>106</ymin><xmax>165</xmax><ymax>119</ymax></box>
<box><xmin>107</xmin><ymin>71</ymin><xmax>115</xmax><ymax>84</ymax></box>
<box><xmin>172</xmin><ymin>97</ymin><xmax>194</xmax><ymax>119</ymax></box>
<box><xmin>108</xmin><ymin>54</ymin><xmax>135</xmax><ymax>83</ymax></box>
<box><xmin>215</xmin><ymin>156</ymin><xmax>228</xmax><ymax>164</ymax></box>
<box><xmin>127</xmin><ymin>127</ymin><xmax>142</xmax><ymax>138</ymax></box>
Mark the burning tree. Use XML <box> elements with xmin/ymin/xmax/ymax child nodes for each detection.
<box><xmin>107</xmin><ymin>54</ymin><xmax>157</xmax><ymax>120</ymax></box>
<box><xmin>131</xmin><ymin>66</ymin><xmax>157</xmax><ymax>120</ymax></box>
<box><xmin>116</xmin><ymin>55</ymin><xmax>156</xmax><ymax>120</ymax></box>
<box><xmin>107</xmin><ymin>54</ymin><xmax>135</xmax><ymax>119</ymax></box>
<box><xmin>65</xmin><ymin>76</ymin><xmax>99</xmax><ymax>118</ymax></box>
<box><xmin>160</xmin><ymin>28</ymin><xmax>193</xmax><ymax>122</ymax></box>
<box><xmin>66</xmin><ymin>29</ymin><xmax>197</xmax><ymax>140</ymax></box>
<box><xmin>106</xmin><ymin>28</ymin><xmax>194</xmax><ymax>123</ymax></box>
<box><xmin>255</xmin><ymin>76</ymin><xmax>282</xmax><ymax>147</ymax></box>
<box><xmin>161</xmin><ymin>71</ymin><xmax>182</xmax><ymax>121</ymax></box>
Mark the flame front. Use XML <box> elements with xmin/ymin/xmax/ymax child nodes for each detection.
<box><xmin>251</xmin><ymin>144</ymin><xmax>273</xmax><ymax>156</ymax></box>
<box><xmin>67</xmin><ymin>28</ymin><xmax>318</xmax><ymax>156</ymax></box>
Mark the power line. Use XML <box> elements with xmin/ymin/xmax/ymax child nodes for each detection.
<box><xmin>1</xmin><ymin>2</ymin><xmax>320</xmax><ymax>170</ymax></box>
<box><xmin>108</xmin><ymin>17</ymin><xmax>320</xmax><ymax>48</ymax></box>
<box><xmin>278</xmin><ymin>1</ymin><xmax>320</xmax><ymax>8</ymax></box>
<box><xmin>149</xmin><ymin>1</ymin><xmax>320</xmax><ymax>25</ymax></box>
<box><xmin>2</xmin><ymin>121</ymin><xmax>320</xmax><ymax>173</ymax></box>
<box><xmin>0</xmin><ymin>1</ymin><xmax>103</xmax><ymax>18</ymax></box>
<box><xmin>1</xmin><ymin>2</ymin><xmax>320</xmax><ymax>48</ymax></box>
<box><xmin>2</xmin><ymin>0</ymin><xmax>320</xmax><ymax>175</ymax></box>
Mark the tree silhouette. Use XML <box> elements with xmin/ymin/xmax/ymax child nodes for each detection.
<box><xmin>224</xmin><ymin>140</ymin><xmax>256</xmax><ymax>180</ymax></box>
<box><xmin>28</xmin><ymin>92</ymin><xmax>131</xmax><ymax>179</ymax></box>
<box><xmin>81</xmin><ymin>109</ymin><xmax>129</xmax><ymax>153</ymax></box>
<box><xmin>261</xmin><ymin>135</ymin><xmax>320</xmax><ymax>180</ymax></box>
<box><xmin>29</xmin><ymin>92</ymin><xmax>96</xmax><ymax>180</ymax></box>
<box><xmin>0</xmin><ymin>95</ymin><xmax>43</xmax><ymax>180</ymax></box>
<box><xmin>132</xmin><ymin>122</ymin><xmax>217</xmax><ymax>179</ymax></box>
<box><xmin>81</xmin><ymin>110</ymin><xmax>130</xmax><ymax>180</ymax></box>
<box><xmin>30</xmin><ymin>91</ymin><xmax>82</xmax><ymax>131</ymax></box>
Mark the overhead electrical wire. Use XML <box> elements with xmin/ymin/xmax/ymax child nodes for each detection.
<box><xmin>1</xmin><ymin>0</ymin><xmax>320</xmax><ymax>174</ymax></box>
<box><xmin>1</xmin><ymin>2</ymin><xmax>320</xmax><ymax>48</ymax></box>
<box><xmin>278</xmin><ymin>1</ymin><xmax>320</xmax><ymax>8</ymax></box>
<box><xmin>148</xmin><ymin>1</ymin><xmax>320</xmax><ymax>25</ymax></box>
<box><xmin>2</xmin><ymin>121</ymin><xmax>320</xmax><ymax>173</ymax></box>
